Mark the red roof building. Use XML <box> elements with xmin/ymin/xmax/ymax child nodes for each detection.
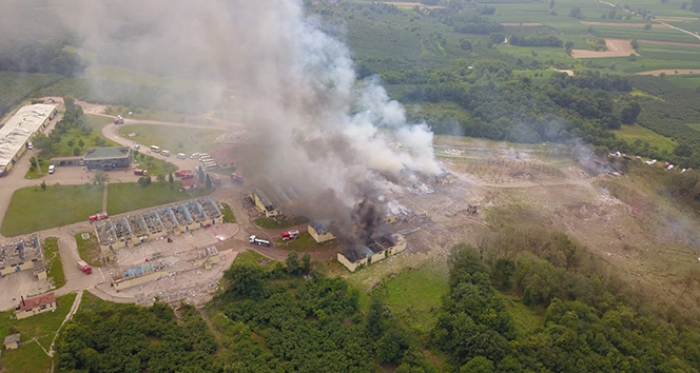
<box><xmin>15</xmin><ymin>292</ymin><xmax>56</xmax><ymax>320</ymax></box>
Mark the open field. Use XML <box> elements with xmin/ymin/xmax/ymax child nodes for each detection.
<box><xmin>686</xmin><ymin>123</ymin><xmax>700</xmax><ymax>132</ymax></box>
<box><xmin>0</xmin><ymin>338</ymin><xmax>53</xmax><ymax>373</ymax></box>
<box><xmin>1</xmin><ymin>185</ymin><xmax>103</xmax><ymax>237</ymax></box>
<box><xmin>118</xmin><ymin>124</ymin><xmax>222</xmax><ymax>155</ymax></box>
<box><xmin>637</xmin><ymin>69</ymin><xmax>700</xmax><ymax>76</ymax></box>
<box><xmin>571</xmin><ymin>38</ymin><xmax>639</xmax><ymax>58</ymax></box>
<box><xmin>274</xmin><ymin>231</ymin><xmax>339</xmax><ymax>252</ymax></box>
<box><xmin>501</xmin><ymin>22</ymin><xmax>543</xmax><ymax>27</ymax></box>
<box><xmin>106</xmin><ymin>181</ymin><xmax>210</xmax><ymax>215</ymax></box>
<box><xmin>254</xmin><ymin>215</ymin><xmax>309</xmax><ymax>229</ymax></box>
<box><xmin>384</xmin><ymin>1</ymin><xmax>443</xmax><ymax>9</ymax></box>
<box><xmin>581</xmin><ymin>21</ymin><xmax>668</xmax><ymax>28</ymax></box>
<box><xmin>0</xmin><ymin>293</ymin><xmax>77</xmax><ymax>340</ymax></box>
<box><xmin>612</xmin><ymin>124</ymin><xmax>678</xmax><ymax>154</ymax></box>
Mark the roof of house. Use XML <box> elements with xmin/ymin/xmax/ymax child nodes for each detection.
<box><xmin>4</xmin><ymin>333</ymin><xmax>20</xmax><ymax>345</ymax></box>
<box><xmin>0</xmin><ymin>104</ymin><xmax>57</xmax><ymax>169</ymax></box>
<box><xmin>310</xmin><ymin>221</ymin><xmax>330</xmax><ymax>235</ymax></box>
<box><xmin>210</xmin><ymin>146</ymin><xmax>236</xmax><ymax>166</ymax></box>
<box><xmin>83</xmin><ymin>147</ymin><xmax>131</xmax><ymax>161</ymax></box>
<box><xmin>18</xmin><ymin>292</ymin><xmax>56</xmax><ymax>311</ymax></box>
<box><xmin>182</xmin><ymin>178</ymin><xmax>198</xmax><ymax>189</ymax></box>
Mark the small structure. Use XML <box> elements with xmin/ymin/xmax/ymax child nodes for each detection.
<box><xmin>83</xmin><ymin>147</ymin><xmax>132</xmax><ymax>170</ymax></box>
<box><xmin>249</xmin><ymin>188</ymin><xmax>278</xmax><ymax>217</ymax></box>
<box><xmin>4</xmin><ymin>333</ymin><xmax>20</xmax><ymax>350</ymax></box>
<box><xmin>308</xmin><ymin>222</ymin><xmax>335</xmax><ymax>243</ymax></box>
<box><xmin>337</xmin><ymin>234</ymin><xmax>407</xmax><ymax>272</ymax></box>
<box><xmin>467</xmin><ymin>201</ymin><xmax>480</xmax><ymax>215</ymax></box>
<box><xmin>195</xmin><ymin>247</ymin><xmax>221</xmax><ymax>269</ymax></box>
<box><xmin>49</xmin><ymin>156</ymin><xmax>83</xmax><ymax>167</ymax></box>
<box><xmin>15</xmin><ymin>292</ymin><xmax>56</xmax><ymax>320</ymax></box>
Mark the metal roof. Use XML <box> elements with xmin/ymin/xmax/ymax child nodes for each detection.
<box><xmin>0</xmin><ymin>104</ymin><xmax>57</xmax><ymax>170</ymax></box>
<box><xmin>83</xmin><ymin>147</ymin><xmax>131</xmax><ymax>161</ymax></box>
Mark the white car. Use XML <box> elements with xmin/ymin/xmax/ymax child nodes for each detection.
<box><xmin>161</xmin><ymin>150</ymin><xmax>171</xmax><ymax>157</ymax></box>
<box><xmin>48</xmin><ymin>165</ymin><xmax>55</xmax><ymax>174</ymax></box>
<box><xmin>177</xmin><ymin>153</ymin><xmax>186</xmax><ymax>159</ymax></box>
<box><xmin>190</xmin><ymin>153</ymin><xmax>200</xmax><ymax>159</ymax></box>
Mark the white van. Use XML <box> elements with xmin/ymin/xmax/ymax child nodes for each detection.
<box><xmin>161</xmin><ymin>150</ymin><xmax>171</xmax><ymax>157</ymax></box>
<box><xmin>150</xmin><ymin>145</ymin><xmax>161</xmax><ymax>153</ymax></box>
<box><xmin>48</xmin><ymin>165</ymin><xmax>55</xmax><ymax>174</ymax></box>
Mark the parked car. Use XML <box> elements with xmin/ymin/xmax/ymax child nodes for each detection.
<box><xmin>134</xmin><ymin>168</ymin><xmax>149</xmax><ymax>176</ymax></box>
<box><xmin>190</xmin><ymin>153</ymin><xmax>200</xmax><ymax>159</ymax></box>
<box><xmin>177</xmin><ymin>153</ymin><xmax>187</xmax><ymax>159</ymax></box>
<box><xmin>27</xmin><ymin>142</ymin><xmax>33</xmax><ymax>150</ymax></box>
<box><xmin>48</xmin><ymin>165</ymin><xmax>55</xmax><ymax>174</ymax></box>
<box><xmin>161</xmin><ymin>150</ymin><xmax>171</xmax><ymax>157</ymax></box>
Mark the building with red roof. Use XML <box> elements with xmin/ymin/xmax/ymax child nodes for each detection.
<box><xmin>15</xmin><ymin>292</ymin><xmax>56</xmax><ymax>320</ymax></box>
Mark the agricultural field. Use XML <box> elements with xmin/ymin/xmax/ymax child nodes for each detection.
<box><xmin>118</xmin><ymin>124</ymin><xmax>222</xmax><ymax>155</ymax></box>
<box><xmin>612</xmin><ymin>124</ymin><xmax>678</xmax><ymax>154</ymax></box>
<box><xmin>1</xmin><ymin>184</ymin><xmax>103</xmax><ymax>237</ymax></box>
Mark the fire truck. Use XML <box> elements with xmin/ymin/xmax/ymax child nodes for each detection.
<box><xmin>281</xmin><ymin>230</ymin><xmax>300</xmax><ymax>241</ymax></box>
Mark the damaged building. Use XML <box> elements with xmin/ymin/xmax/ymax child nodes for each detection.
<box><xmin>111</xmin><ymin>262</ymin><xmax>168</xmax><ymax>292</ymax></box>
<box><xmin>249</xmin><ymin>188</ymin><xmax>279</xmax><ymax>217</ymax></box>
<box><xmin>0</xmin><ymin>234</ymin><xmax>45</xmax><ymax>279</ymax></box>
<box><xmin>337</xmin><ymin>234</ymin><xmax>407</xmax><ymax>272</ymax></box>
<box><xmin>308</xmin><ymin>222</ymin><xmax>336</xmax><ymax>243</ymax></box>
<box><xmin>95</xmin><ymin>197</ymin><xmax>223</xmax><ymax>258</ymax></box>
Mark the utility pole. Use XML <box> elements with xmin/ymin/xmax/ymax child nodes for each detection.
<box><xmin>33</xmin><ymin>153</ymin><xmax>42</xmax><ymax>175</ymax></box>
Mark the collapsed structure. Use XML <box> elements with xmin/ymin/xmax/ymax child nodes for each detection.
<box><xmin>0</xmin><ymin>234</ymin><xmax>45</xmax><ymax>279</ymax></box>
<box><xmin>95</xmin><ymin>197</ymin><xmax>222</xmax><ymax>259</ymax></box>
<box><xmin>248</xmin><ymin>188</ymin><xmax>279</xmax><ymax>218</ymax></box>
<box><xmin>337</xmin><ymin>234</ymin><xmax>407</xmax><ymax>272</ymax></box>
<box><xmin>0</xmin><ymin>104</ymin><xmax>58</xmax><ymax>176</ymax></box>
<box><xmin>308</xmin><ymin>222</ymin><xmax>335</xmax><ymax>243</ymax></box>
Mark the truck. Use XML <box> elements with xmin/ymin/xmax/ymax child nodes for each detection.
<box><xmin>230</xmin><ymin>173</ymin><xmax>243</xmax><ymax>183</ymax></box>
<box><xmin>89</xmin><ymin>212</ymin><xmax>109</xmax><ymax>222</ymax></box>
<box><xmin>114</xmin><ymin>115</ymin><xmax>124</xmax><ymax>125</ymax></box>
<box><xmin>281</xmin><ymin>230</ymin><xmax>300</xmax><ymax>241</ymax></box>
<box><xmin>77</xmin><ymin>260</ymin><xmax>92</xmax><ymax>275</ymax></box>
<box><xmin>249</xmin><ymin>235</ymin><xmax>271</xmax><ymax>247</ymax></box>
<box><xmin>175</xmin><ymin>169</ymin><xmax>194</xmax><ymax>178</ymax></box>
<box><xmin>134</xmin><ymin>168</ymin><xmax>149</xmax><ymax>176</ymax></box>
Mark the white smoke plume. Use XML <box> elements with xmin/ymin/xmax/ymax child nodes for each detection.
<box><xmin>11</xmin><ymin>0</ymin><xmax>441</xmax><ymax>238</ymax></box>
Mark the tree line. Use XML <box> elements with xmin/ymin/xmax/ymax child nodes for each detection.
<box><xmin>0</xmin><ymin>39</ymin><xmax>84</xmax><ymax>76</ymax></box>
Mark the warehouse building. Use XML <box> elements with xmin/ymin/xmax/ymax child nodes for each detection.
<box><xmin>83</xmin><ymin>147</ymin><xmax>132</xmax><ymax>170</ymax></box>
<box><xmin>337</xmin><ymin>234</ymin><xmax>407</xmax><ymax>272</ymax></box>
<box><xmin>308</xmin><ymin>222</ymin><xmax>335</xmax><ymax>243</ymax></box>
<box><xmin>0</xmin><ymin>104</ymin><xmax>58</xmax><ymax>176</ymax></box>
<box><xmin>248</xmin><ymin>188</ymin><xmax>279</xmax><ymax>217</ymax></box>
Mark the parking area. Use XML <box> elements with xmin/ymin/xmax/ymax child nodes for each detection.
<box><xmin>0</xmin><ymin>271</ymin><xmax>54</xmax><ymax>311</ymax></box>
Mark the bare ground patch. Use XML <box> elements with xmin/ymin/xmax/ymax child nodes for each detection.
<box><xmin>571</xmin><ymin>38</ymin><xmax>639</xmax><ymax>58</ymax></box>
<box><xmin>500</xmin><ymin>22</ymin><xmax>543</xmax><ymax>27</ymax></box>
<box><xmin>581</xmin><ymin>21</ymin><xmax>668</xmax><ymax>28</ymax></box>
<box><xmin>637</xmin><ymin>69</ymin><xmax>700</xmax><ymax>76</ymax></box>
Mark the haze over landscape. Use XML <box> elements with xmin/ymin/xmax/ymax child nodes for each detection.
<box><xmin>2</xmin><ymin>0</ymin><xmax>700</xmax><ymax>372</ymax></box>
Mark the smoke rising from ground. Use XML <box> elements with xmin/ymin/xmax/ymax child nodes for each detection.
<box><xmin>36</xmin><ymin>0</ymin><xmax>441</xmax><ymax>241</ymax></box>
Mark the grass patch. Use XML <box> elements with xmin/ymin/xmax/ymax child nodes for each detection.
<box><xmin>131</xmin><ymin>152</ymin><xmax>179</xmax><ymax>177</ymax></box>
<box><xmin>77</xmin><ymin>292</ymin><xmax>129</xmax><ymax>314</ymax></box>
<box><xmin>686</xmin><ymin>123</ymin><xmax>700</xmax><ymax>132</ymax></box>
<box><xmin>233</xmin><ymin>250</ymin><xmax>274</xmax><ymax>268</ymax></box>
<box><xmin>1</xmin><ymin>184</ymin><xmax>103</xmax><ymax>237</ymax></box>
<box><xmin>220</xmin><ymin>203</ymin><xmax>236</xmax><ymax>223</ymax></box>
<box><xmin>499</xmin><ymin>293</ymin><xmax>543</xmax><ymax>335</ymax></box>
<box><xmin>43</xmin><ymin>237</ymin><xmax>65</xmax><ymax>289</ymax></box>
<box><xmin>118</xmin><ymin>123</ymin><xmax>222</xmax><ymax>155</ymax></box>
<box><xmin>0</xmin><ymin>293</ymin><xmax>77</xmax><ymax>340</ymax></box>
<box><xmin>106</xmin><ymin>182</ymin><xmax>211</xmax><ymax>215</ymax></box>
<box><xmin>0</xmin><ymin>338</ymin><xmax>53</xmax><ymax>373</ymax></box>
<box><xmin>254</xmin><ymin>215</ymin><xmax>309</xmax><ymax>229</ymax></box>
<box><xmin>23</xmin><ymin>157</ymin><xmax>50</xmax><ymax>179</ymax></box>
<box><xmin>612</xmin><ymin>124</ymin><xmax>678</xmax><ymax>154</ymax></box>
<box><xmin>378</xmin><ymin>262</ymin><xmax>449</xmax><ymax>335</ymax></box>
<box><xmin>274</xmin><ymin>231</ymin><xmax>338</xmax><ymax>252</ymax></box>
<box><xmin>75</xmin><ymin>232</ymin><xmax>102</xmax><ymax>267</ymax></box>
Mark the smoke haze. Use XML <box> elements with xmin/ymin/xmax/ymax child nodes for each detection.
<box><xmin>6</xmin><ymin>0</ymin><xmax>441</xmax><ymax>241</ymax></box>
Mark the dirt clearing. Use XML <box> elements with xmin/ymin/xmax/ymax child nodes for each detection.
<box><xmin>581</xmin><ymin>21</ymin><xmax>668</xmax><ymax>29</ymax></box>
<box><xmin>501</xmin><ymin>22</ymin><xmax>543</xmax><ymax>27</ymax></box>
<box><xmin>637</xmin><ymin>69</ymin><xmax>699</xmax><ymax>76</ymax></box>
<box><xmin>552</xmin><ymin>68</ymin><xmax>574</xmax><ymax>76</ymax></box>
<box><xmin>571</xmin><ymin>38</ymin><xmax>639</xmax><ymax>58</ymax></box>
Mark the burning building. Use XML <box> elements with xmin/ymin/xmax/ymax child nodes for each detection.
<box><xmin>308</xmin><ymin>222</ymin><xmax>335</xmax><ymax>243</ymax></box>
<box><xmin>337</xmin><ymin>233</ymin><xmax>407</xmax><ymax>272</ymax></box>
<box><xmin>249</xmin><ymin>188</ymin><xmax>279</xmax><ymax>218</ymax></box>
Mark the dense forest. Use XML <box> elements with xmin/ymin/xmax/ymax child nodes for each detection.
<box><xmin>55</xmin><ymin>226</ymin><xmax>700</xmax><ymax>373</ymax></box>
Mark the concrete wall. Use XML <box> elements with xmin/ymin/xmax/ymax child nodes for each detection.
<box><xmin>113</xmin><ymin>271</ymin><xmax>168</xmax><ymax>292</ymax></box>
<box><xmin>15</xmin><ymin>301</ymin><xmax>56</xmax><ymax>320</ymax></box>
<box><xmin>308</xmin><ymin>225</ymin><xmax>335</xmax><ymax>243</ymax></box>
<box><xmin>0</xmin><ymin>261</ymin><xmax>37</xmax><ymax>277</ymax></box>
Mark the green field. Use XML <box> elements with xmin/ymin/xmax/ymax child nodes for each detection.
<box><xmin>1</xmin><ymin>185</ymin><xmax>103</xmax><ymax>237</ymax></box>
<box><xmin>612</xmin><ymin>124</ymin><xmax>678</xmax><ymax>154</ymax></box>
<box><xmin>0</xmin><ymin>293</ymin><xmax>77</xmax><ymax>340</ymax></box>
<box><xmin>106</xmin><ymin>181</ymin><xmax>210</xmax><ymax>215</ymax></box>
<box><xmin>220</xmin><ymin>203</ymin><xmax>236</xmax><ymax>223</ymax></box>
<box><xmin>131</xmin><ymin>152</ymin><xmax>179</xmax><ymax>178</ymax></box>
<box><xmin>119</xmin><ymin>124</ymin><xmax>222</xmax><ymax>155</ymax></box>
<box><xmin>0</xmin><ymin>337</ymin><xmax>53</xmax><ymax>373</ymax></box>
<box><xmin>254</xmin><ymin>215</ymin><xmax>309</xmax><ymax>229</ymax></box>
<box><xmin>231</xmin><ymin>249</ymin><xmax>274</xmax><ymax>269</ymax></box>
<box><xmin>43</xmin><ymin>237</ymin><xmax>66</xmax><ymax>289</ymax></box>
<box><xmin>75</xmin><ymin>232</ymin><xmax>102</xmax><ymax>267</ymax></box>
<box><xmin>381</xmin><ymin>262</ymin><xmax>450</xmax><ymax>334</ymax></box>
